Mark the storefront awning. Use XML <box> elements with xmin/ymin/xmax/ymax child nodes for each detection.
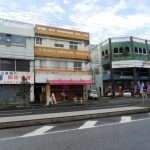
<box><xmin>48</xmin><ymin>80</ymin><xmax>93</xmax><ymax>85</ymax></box>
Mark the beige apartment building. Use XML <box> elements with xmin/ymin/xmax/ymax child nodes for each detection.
<box><xmin>34</xmin><ymin>24</ymin><xmax>92</xmax><ymax>104</ymax></box>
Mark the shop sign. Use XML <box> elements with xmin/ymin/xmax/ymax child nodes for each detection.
<box><xmin>113</xmin><ymin>75</ymin><xmax>133</xmax><ymax>80</ymax></box>
<box><xmin>142</xmin><ymin>62</ymin><xmax>150</xmax><ymax>68</ymax></box>
<box><xmin>112</xmin><ymin>60</ymin><xmax>150</xmax><ymax>68</ymax></box>
<box><xmin>112</xmin><ymin>61</ymin><xmax>134</xmax><ymax>68</ymax></box>
<box><xmin>0</xmin><ymin>71</ymin><xmax>34</xmax><ymax>84</ymax></box>
<box><xmin>120</xmin><ymin>75</ymin><xmax>133</xmax><ymax>79</ymax></box>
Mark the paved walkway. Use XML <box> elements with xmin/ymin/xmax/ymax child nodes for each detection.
<box><xmin>0</xmin><ymin>97</ymin><xmax>150</xmax><ymax>129</ymax></box>
<box><xmin>0</xmin><ymin>106</ymin><xmax>146</xmax><ymax>123</ymax></box>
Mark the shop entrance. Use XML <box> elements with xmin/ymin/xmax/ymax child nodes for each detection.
<box><xmin>34</xmin><ymin>84</ymin><xmax>46</xmax><ymax>104</ymax></box>
<box><xmin>51</xmin><ymin>85</ymin><xmax>84</xmax><ymax>101</ymax></box>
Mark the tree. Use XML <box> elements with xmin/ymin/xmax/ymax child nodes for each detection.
<box><xmin>16</xmin><ymin>76</ymin><xmax>31</xmax><ymax>106</ymax></box>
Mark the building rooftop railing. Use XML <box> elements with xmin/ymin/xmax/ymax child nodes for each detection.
<box><xmin>0</xmin><ymin>18</ymin><xmax>34</xmax><ymax>29</ymax></box>
<box><xmin>35</xmin><ymin>24</ymin><xmax>89</xmax><ymax>41</ymax></box>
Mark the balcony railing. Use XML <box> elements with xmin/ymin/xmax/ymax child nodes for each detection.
<box><xmin>35</xmin><ymin>25</ymin><xmax>89</xmax><ymax>41</ymax></box>
<box><xmin>35</xmin><ymin>46</ymin><xmax>91</xmax><ymax>60</ymax></box>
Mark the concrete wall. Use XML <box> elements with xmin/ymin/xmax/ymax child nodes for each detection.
<box><xmin>0</xmin><ymin>18</ymin><xmax>34</xmax><ymax>37</ymax></box>
<box><xmin>0</xmin><ymin>18</ymin><xmax>34</xmax><ymax>60</ymax></box>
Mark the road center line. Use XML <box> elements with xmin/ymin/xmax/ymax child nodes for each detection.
<box><xmin>1</xmin><ymin>117</ymin><xmax>150</xmax><ymax>141</ymax></box>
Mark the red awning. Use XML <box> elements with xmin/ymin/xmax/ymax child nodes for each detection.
<box><xmin>48</xmin><ymin>80</ymin><xmax>93</xmax><ymax>85</ymax></box>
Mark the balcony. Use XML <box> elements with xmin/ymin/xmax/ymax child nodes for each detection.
<box><xmin>35</xmin><ymin>68</ymin><xmax>91</xmax><ymax>74</ymax></box>
<box><xmin>35</xmin><ymin>25</ymin><xmax>89</xmax><ymax>41</ymax></box>
<box><xmin>35</xmin><ymin>69</ymin><xmax>92</xmax><ymax>83</ymax></box>
<box><xmin>35</xmin><ymin>46</ymin><xmax>91</xmax><ymax>60</ymax></box>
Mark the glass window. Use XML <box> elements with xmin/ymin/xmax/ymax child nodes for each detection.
<box><xmin>74</xmin><ymin>62</ymin><xmax>82</xmax><ymax>70</ymax></box>
<box><xmin>102</xmin><ymin>51</ymin><xmax>105</xmax><ymax>57</ymax></box>
<box><xmin>135</xmin><ymin>47</ymin><xmax>138</xmax><ymax>53</ymax></box>
<box><xmin>36</xmin><ymin>37</ymin><xmax>42</xmax><ymax>45</ymax></box>
<box><xmin>125</xmin><ymin>47</ymin><xmax>129</xmax><ymax>53</ymax></box>
<box><xmin>139</xmin><ymin>48</ymin><xmax>142</xmax><ymax>53</ymax></box>
<box><xmin>12</xmin><ymin>35</ymin><xmax>26</xmax><ymax>47</ymax></box>
<box><xmin>114</xmin><ymin>48</ymin><xmax>118</xmax><ymax>53</ymax></box>
<box><xmin>53</xmin><ymin>61</ymin><xmax>60</xmax><ymax>69</ymax></box>
<box><xmin>39</xmin><ymin>60</ymin><xmax>46</xmax><ymax>68</ymax></box>
<box><xmin>105</xmin><ymin>49</ymin><xmax>108</xmax><ymax>55</ymax></box>
<box><xmin>69</xmin><ymin>42</ymin><xmax>78</xmax><ymax>50</ymax></box>
<box><xmin>16</xmin><ymin>60</ymin><xmax>30</xmax><ymax>72</ymax></box>
<box><xmin>143</xmin><ymin>48</ymin><xmax>146</xmax><ymax>54</ymax></box>
<box><xmin>119</xmin><ymin>47</ymin><xmax>123</xmax><ymax>53</ymax></box>
<box><xmin>55</xmin><ymin>43</ymin><xmax>64</xmax><ymax>48</ymax></box>
<box><xmin>0</xmin><ymin>59</ymin><xmax>15</xmax><ymax>71</ymax></box>
<box><xmin>5</xmin><ymin>34</ymin><xmax>11</xmax><ymax>46</ymax></box>
<box><xmin>0</xmin><ymin>33</ymin><xmax>5</xmax><ymax>45</ymax></box>
<box><xmin>60</xmin><ymin>61</ymin><xmax>68</xmax><ymax>70</ymax></box>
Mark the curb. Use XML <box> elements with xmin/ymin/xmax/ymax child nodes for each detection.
<box><xmin>0</xmin><ymin>107</ymin><xmax>150</xmax><ymax>129</ymax></box>
<box><xmin>0</xmin><ymin>103</ymin><xmax>87</xmax><ymax>111</ymax></box>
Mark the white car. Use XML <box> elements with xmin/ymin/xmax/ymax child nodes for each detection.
<box><xmin>88</xmin><ymin>90</ymin><xmax>98</xmax><ymax>100</ymax></box>
<box><xmin>123</xmin><ymin>90</ymin><xmax>132</xmax><ymax>97</ymax></box>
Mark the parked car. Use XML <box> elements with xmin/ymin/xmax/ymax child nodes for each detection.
<box><xmin>88</xmin><ymin>89</ymin><xmax>98</xmax><ymax>100</ymax></box>
<box><xmin>122</xmin><ymin>90</ymin><xmax>132</xmax><ymax>97</ymax></box>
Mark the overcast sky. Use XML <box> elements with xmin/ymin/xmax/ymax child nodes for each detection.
<box><xmin>0</xmin><ymin>0</ymin><xmax>150</xmax><ymax>43</ymax></box>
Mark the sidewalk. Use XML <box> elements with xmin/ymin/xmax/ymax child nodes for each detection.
<box><xmin>0</xmin><ymin>96</ymin><xmax>150</xmax><ymax>111</ymax></box>
<box><xmin>0</xmin><ymin>106</ymin><xmax>149</xmax><ymax>129</ymax></box>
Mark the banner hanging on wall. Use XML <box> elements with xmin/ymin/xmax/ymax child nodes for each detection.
<box><xmin>0</xmin><ymin>71</ymin><xmax>34</xmax><ymax>84</ymax></box>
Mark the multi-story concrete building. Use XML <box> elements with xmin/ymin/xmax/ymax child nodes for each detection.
<box><xmin>100</xmin><ymin>36</ymin><xmax>150</xmax><ymax>96</ymax></box>
<box><xmin>0</xmin><ymin>19</ymin><xmax>34</xmax><ymax>102</ymax></box>
<box><xmin>34</xmin><ymin>24</ymin><xmax>92</xmax><ymax>103</ymax></box>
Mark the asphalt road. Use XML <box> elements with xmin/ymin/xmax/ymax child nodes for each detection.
<box><xmin>0</xmin><ymin>98</ymin><xmax>144</xmax><ymax>117</ymax></box>
<box><xmin>0</xmin><ymin>113</ymin><xmax>150</xmax><ymax>150</ymax></box>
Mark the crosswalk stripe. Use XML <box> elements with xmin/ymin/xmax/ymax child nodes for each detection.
<box><xmin>120</xmin><ymin>116</ymin><xmax>131</xmax><ymax>123</ymax></box>
<box><xmin>22</xmin><ymin>126</ymin><xmax>54</xmax><ymax>137</ymax></box>
<box><xmin>78</xmin><ymin>121</ymin><xmax>97</xmax><ymax>129</ymax></box>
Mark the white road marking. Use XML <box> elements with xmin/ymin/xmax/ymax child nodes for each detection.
<box><xmin>120</xmin><ymin>116</ymin><xmax>131</xmax><ymax>123</ymax></box>
<box><xmin>21</xmin><ymin>126</ymin><xmax>54</xmax><ymax>137</ymax></box>
<box><xmin>1</xmin><ymin>117</ymin><xmax>150</xmax><ymax>141</ymax></box>
<box><xmin>79</xmin><ymin>120</ymin><xmax>97</xmax><ymax>129</ymax></box>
